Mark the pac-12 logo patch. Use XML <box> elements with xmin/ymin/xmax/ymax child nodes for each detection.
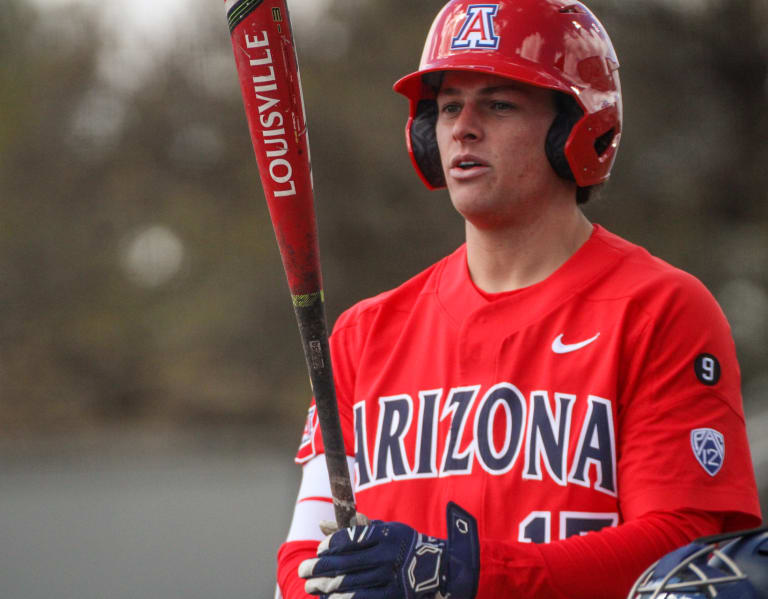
<box><xmin>451</xmin><ymin>4</ymin><xmax>501</xmax><ymax>50</ymax></box>
<box><xmin>691</xmin><ymin>428</ymin><xmax>725</xmax><ymax>476</ymax></box>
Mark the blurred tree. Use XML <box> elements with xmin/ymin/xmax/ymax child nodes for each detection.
<box><xmin>701</xmin><ymin>0</ymin><xmax>767</xmax><ymax>221</ymax></box>
<box><xmin>0</xmin><ymin>1</ymin><xmax>138</xmax><ymax>431</ymax></box>
<box><xmin>0</xmin><ymin>0</ymin><xmax>298</xmax><ymax>430</ymax></box>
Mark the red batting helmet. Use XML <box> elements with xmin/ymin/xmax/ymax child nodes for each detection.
<box><xmin>393</xmin><ymin>0</ymin><xmax>622</xmax><ymax>189</ymax></box>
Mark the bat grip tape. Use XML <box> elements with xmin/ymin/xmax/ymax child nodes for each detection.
<box><xmin>293</xmin><ymin>296</ymin><xmax>357</xmax><ymax>528</ymax></box>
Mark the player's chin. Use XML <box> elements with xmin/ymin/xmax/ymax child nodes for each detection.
<box><xmin>451</xmin><ymin>197</ymin><xmax>504</xmax><ymax>228</ymax></box>
<box><xmin>447</xmin><ymin>179</ymin><xmax>494</xmax><ymax>211</ymax></box>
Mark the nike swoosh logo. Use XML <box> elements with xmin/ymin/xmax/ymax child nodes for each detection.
<box><xmin>551</xmin><ymin>333</ymin><xmax>600</xmax><ymax>354</ymax></box>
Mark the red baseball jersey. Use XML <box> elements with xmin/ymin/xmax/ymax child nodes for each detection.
<box><xmin>295</xmin><ymin>224</ymin><xmax>760</xmax><ymax>548</ymax></box>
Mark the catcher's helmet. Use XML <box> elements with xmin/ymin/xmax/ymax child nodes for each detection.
<box><xmin>628</xmin><ymin>526</ymin><xmax>768</xmax><ymax>599</ymax></box>
<box><xmin>393</xmin><ymin>0</ymin><xmax>622</xmax><ymax>190</ymax></box>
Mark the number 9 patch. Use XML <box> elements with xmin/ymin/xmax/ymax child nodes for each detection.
<box><xmin>694</xmin><ymin>353</ymin><xmax>721</xmax><ymax>385</ymax></box>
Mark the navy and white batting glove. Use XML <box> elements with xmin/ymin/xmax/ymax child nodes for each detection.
<box><xmin>299</xmin><ymin>502</ymin><xmax>479</xmax><ymax>599</ymax></box>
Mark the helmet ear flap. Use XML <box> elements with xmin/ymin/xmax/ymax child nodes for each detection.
<box><xmin>410</xmin><ymin>99</ymin><xmax>446</xmax><ymax>188</ymax></box>
<box><xmin>545</xmin><ymin>93</ymin><xmax>584</xmax><ymax>182</ymax></box>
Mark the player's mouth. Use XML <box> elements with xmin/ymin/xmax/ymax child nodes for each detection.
<box><xmin>448</xmin><ymin>155</ymin><xmax>491</xmax><ymax>181</ymax></box>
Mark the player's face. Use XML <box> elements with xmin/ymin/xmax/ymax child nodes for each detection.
<box><xmin>435</xmin><ymin>71</ymin><xmax>561</xmax><ymax>229</ymax></box>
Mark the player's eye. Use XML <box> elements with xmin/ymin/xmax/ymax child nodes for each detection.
<box><xmin>438</xmin><ymin>102</ymin><xmax>461</xmax><ymax>116</ymax></box>
<box><xmin>490</xmin><ymin>100</ymin><xmax>515</xmax><ymax>112</ymax></box>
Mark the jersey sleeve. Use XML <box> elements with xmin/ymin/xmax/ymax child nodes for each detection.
<box><xmin>616</xmin><ymin>269</ymin><xmax>761</xmax><ymax>529</ymax></box>
<box><xmin>277</xmin><ymin>539</ymin><xmax>318</xmax><ymax>599</ymax></box>
<box><xmin>277</xmin><ymin>456</ymin><xmax>357</xmax><ymax>598</ymax></box>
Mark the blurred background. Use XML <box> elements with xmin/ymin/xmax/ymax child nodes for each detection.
<box><xmin>1</xmin><ymin>0</ymin><xmax>766</xmax><ymax>597</ymax></box>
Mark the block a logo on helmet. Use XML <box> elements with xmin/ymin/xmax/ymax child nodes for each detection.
<box><xmin>451</xmin><ymin>5</ymin><xmax>501</xmax><ymax>50</ymax></box>
<box><xmin>393</xmin><ymin>0</ymin><xmax>623</xmax><ymax>190</ymax></box>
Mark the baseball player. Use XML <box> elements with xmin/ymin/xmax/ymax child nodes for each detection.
<box><xmin>276</xmin><ymin>1</ymin><xmax>763</xmax><ymax>597</ymax></box>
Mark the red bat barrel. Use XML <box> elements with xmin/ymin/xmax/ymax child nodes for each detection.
<box><xmin>227</xmin><ymin>0</ymin><xmax>319</xmax><ymax>298</ymax></box>
<box><xmin>226</xmin><ymin>0</ymin><xmax>356</xmax><ymax>529</ymax></box>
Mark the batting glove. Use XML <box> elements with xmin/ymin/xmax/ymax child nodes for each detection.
<box><xmin>298</xmin><ymin>502</ymin><xmax>479</xmax><ymax>599</ymax></box>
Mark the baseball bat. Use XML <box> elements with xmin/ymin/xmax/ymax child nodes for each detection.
<box><xmin>225</xmin><ymin>0</ymin><xmax>356</xmax><ymax>528</ymax></box>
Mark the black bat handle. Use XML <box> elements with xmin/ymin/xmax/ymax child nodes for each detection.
<box><xmin>293</xmin><ymin>293</ymin><xmax>356</xmax><ymax>529</ymax></box>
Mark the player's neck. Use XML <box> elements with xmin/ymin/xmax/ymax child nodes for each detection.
<box><xmin>464</xmin><ymin>205</ymin><xmax>593</xmax><ymax>294</ymax></box>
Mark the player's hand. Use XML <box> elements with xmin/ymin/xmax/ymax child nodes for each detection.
<box><xmin>298</xmin><ymin>502</ymin><xmax>479</xmax><ymax>599</ymax></box>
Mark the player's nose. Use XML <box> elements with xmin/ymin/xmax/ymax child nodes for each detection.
<box><xmin>451</xmin><ymin>103</ymin><xmax>483</xmax><ymax>143</ymax></box>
